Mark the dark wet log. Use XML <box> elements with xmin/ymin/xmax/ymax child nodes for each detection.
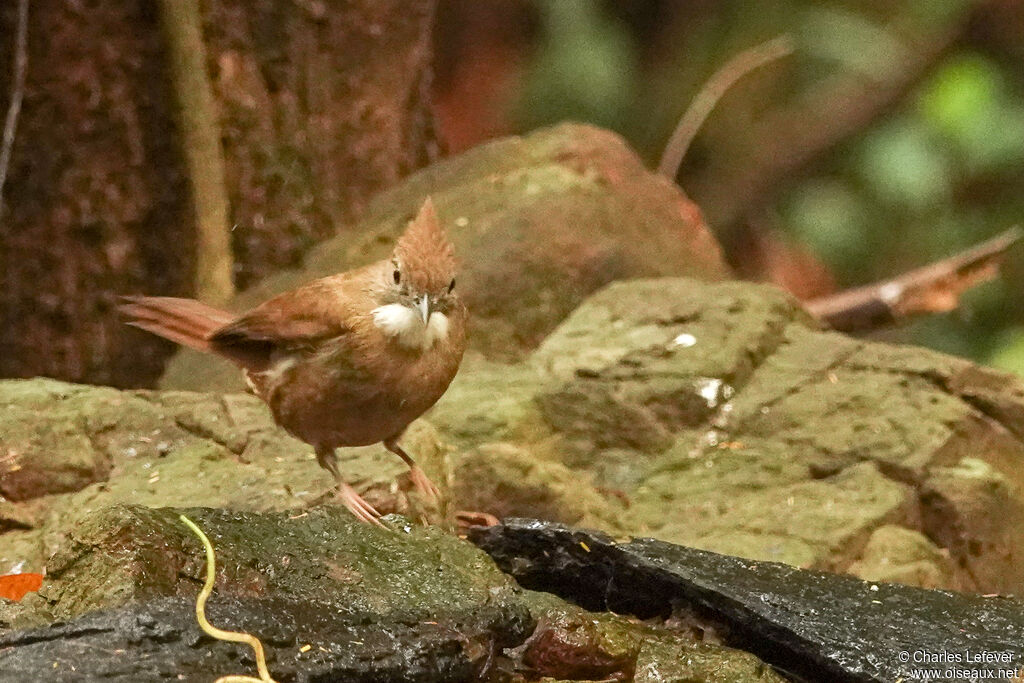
<box><xmin>471</xmin><ymin>519</ymin><xmax>1024</xmax><ymax>683</ymax></box>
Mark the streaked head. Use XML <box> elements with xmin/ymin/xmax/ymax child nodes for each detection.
<box><xmin>372</xmin><ymin>198</ymin><xmax>459</xmax><ymax>350</ymax></box>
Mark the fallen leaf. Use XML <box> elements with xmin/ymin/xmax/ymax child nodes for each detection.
<box><xmin>0</xmin><ymin>572</ymin><xmax>43</xmax><ymax>601</ymax></box>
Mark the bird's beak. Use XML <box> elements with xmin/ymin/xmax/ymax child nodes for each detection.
<box><xmin>416</xmin><ymin>294</ymin><xmax>430</xmax><ymax>324</ymax></box>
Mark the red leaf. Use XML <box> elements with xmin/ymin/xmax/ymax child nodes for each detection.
<box><xmin>0</xmin><ymin>572</ymin><xmax>43</xmax><ymax>601</ymax></box>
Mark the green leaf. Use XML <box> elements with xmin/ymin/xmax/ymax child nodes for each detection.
<box><xmin>518</xmin><ymin>1</ymin><xmax>638</xmax><ymax>131</ymax></box>
<box><xmin>784</xmin><ymin>179</ymin><xmax>869</xmax><ymax>265</ymax></box>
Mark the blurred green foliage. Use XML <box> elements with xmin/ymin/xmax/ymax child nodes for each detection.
<box><xmin>517</xmin><ymin>1</ymin><xmax>638</xmax><ymax>133</ymax></box>
<box><xmin>989</xmin><ymin>326</ymin><xmax>1024</xmax><ymax>374</ymax></box>
<box><xmin>921</xmin><ymin>54</ymin><xmax>1024</xmax><ymax>173</ymax></box>
<box><xmin>511</xmin><ymin>0</ymin><xmax>1024</xmax><ymax>373</ymax></box>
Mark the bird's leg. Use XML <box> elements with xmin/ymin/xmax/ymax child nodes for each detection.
<box><xmin>383</xmin><ymin>437</ymin><xmax>441</xmax><ymax>502</ymax></box>
<box><xmin>316</xmin><ymin>446</ymin><xmax>383</xmax><ymax>527</ymax></box>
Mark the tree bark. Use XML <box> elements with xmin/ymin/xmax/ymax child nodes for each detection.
<box><xmin>202</xmin><ymin>0</ymin><xmax>438</xmax><ymax>289</ymax></box>
<box><xmin>0</xmin><ymin>1</ymin><xmax>190</xmax><ymax>387</ymax></box>
<box><xmin>0</xmin><ymin>0</ymin><xmax>437</xmax><ymax>387</ymax></box>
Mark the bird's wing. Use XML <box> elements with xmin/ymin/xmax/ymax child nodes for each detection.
<box><xmin>209</xmin><ymin>272</ymin><xmax>366</xmax><ymax>369</ymax></box>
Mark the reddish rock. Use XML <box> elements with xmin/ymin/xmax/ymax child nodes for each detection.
<box><xmin>161</xmin><ymin>123</ymin><xmax>729</xmax><ymax>390</ymax></box>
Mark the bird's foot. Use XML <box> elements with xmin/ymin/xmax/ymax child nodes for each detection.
<box><xmin>336</xmin><ymin>481</ymin><xmax>384</xmax><ymax>527</ymax></box>
<box><xmin>408</xmin><ymin>464</ymin><xmax>442</xmax><ymax>502</ymax></box>
<box><xmin>455</xmin><ymin>510</ymin><xmax>499</xmax><ymax>534</ymax></box>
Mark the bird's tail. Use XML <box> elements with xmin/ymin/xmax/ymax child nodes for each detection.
<box><xmin>119</xmin><ymin>296</ymin><xmax>236</xmax><ymax>353</ymax></box>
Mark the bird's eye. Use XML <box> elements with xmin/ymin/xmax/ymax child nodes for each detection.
<box><xmin>393</xmin><ymin>269</ymin><xmax>401</xmax><ymax>285</ymax></box>
<box><xmin>447</xmin><ymin>278</ymin><xmax>455</xmax><ymax>293</ymax></box>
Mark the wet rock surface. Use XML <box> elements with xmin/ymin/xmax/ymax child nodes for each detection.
<box><xmin>0</xmin><ymin>597</ymin><xmax>497</xmax><ymax>682</ymax></box>
<box><xmin>2</xmin><ymin>505</ymin><xmax>531</xmax><ymax>630</ymax></box>
<box><xmin>472</xmin><ymin>519</ymin><xmax>1024</xmax><ymax>683</ymax></box>
<box><xmin>0</xmin><ymin>505</ymin><xmax>534</xmax><ymax>681</ymax></box>
<box><xmin>516</xmin><ymin>590</ymin><xmax>786</xmax><ymax>683</ymax></box>
<box><xmin>0</xmin><ymin>506</ymin><xmax>783</xmax><ymax>682</ymax></box>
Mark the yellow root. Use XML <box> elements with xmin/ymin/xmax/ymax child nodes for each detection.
<box><xmin>179</xmin><ymin>514</ymin><xmax>278</xmax><ymax>683</ymax></box>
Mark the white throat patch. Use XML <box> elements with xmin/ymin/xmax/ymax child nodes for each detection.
<box><xmin>371</xmin><ymin>303</ymin><xmax>449</xmax><ymax>351</ymax></box>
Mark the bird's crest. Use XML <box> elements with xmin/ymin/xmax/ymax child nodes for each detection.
<box><xmin>394</xmin><ymin>197</ymin><xmax>457</xmax><ymax>293</ymax></box>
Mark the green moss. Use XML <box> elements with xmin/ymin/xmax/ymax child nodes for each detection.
<box><xmin>637</xmin><ymin>461</ymin><xmax>912</xmax><ymax>569</ymax></box>
<box><xmin>36</xmin><ymin>505</ymin><xmax>530</xmax><ymax>628</ymax></box>
<box><xmin>848</xmin><ymin>525</ymin><xmax>955</xmax><ymax>589</ymax></box>
<box><xmin>451</xmin><ymin>443</ymin><xmax>626</xmax><ymax>531</ymax></box>
<box><xmin>0</xmin><ymin>379</ymin><xmax>447</xmax><ymax>570</ymax></box>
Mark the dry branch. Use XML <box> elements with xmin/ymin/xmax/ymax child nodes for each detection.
<box><xmin>158</xmin><ymin>0</ymin><xmax>234</xmax><ymax>304</ymax></box>
<box><xmin>690</xmin><ymin>15</ymin><xmax>969</xmax><ymax>230</ymax></box>
<box><xmin>806</xmin><ymin>228</ymin><xmax>1022</xmax><ymax>333</ymax></box>
<box><xmin>0</xmin><ymin>0</ymin><xmax>28</xmax><ymax>222</ymax></box>
<box><xmin>658</xmin><ymin>35</ymin><xmax>793</xmax><ymax>180</ymax></box>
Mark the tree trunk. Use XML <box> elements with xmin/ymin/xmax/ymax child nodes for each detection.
<box><xmin>203</xmin><ymin>0</ymin><xmax>438</xmax><ymax>288</ymax></box>
<box><xmin>0</xmin><ymin>0</ymin><xmax>437</xmax><ymax>387</ymax></box>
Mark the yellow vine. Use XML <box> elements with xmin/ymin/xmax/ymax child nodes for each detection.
<box><xmin>179</xmin><ymin>514</ymin><xmax>278</xmax><ymax>683</ymax></box>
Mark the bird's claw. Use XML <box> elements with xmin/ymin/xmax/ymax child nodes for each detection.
<box><xmin>455</xmin><ymin>510</ymin><xmax>499</xmax><ymax>534</ymax></box>
<box><xmin>336</xmin><ymin>481</ymin><xmax>384</xmax><ymax>527</ymax></box>
<box><xmin>408</xmin><ymin>465</ymin><xmax>442</xmax><ymax>502</ymax></box>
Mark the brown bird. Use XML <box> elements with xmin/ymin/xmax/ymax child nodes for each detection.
<box><xmin>121</xmin><ymin>198</ymin><xmax>467</xmax><ymax>524</ymax></box>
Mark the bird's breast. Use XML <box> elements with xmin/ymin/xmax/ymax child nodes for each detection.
<box><xmin>257</xmin><ymin>331</ymin><xmax>464</xmax><ymax>448</ymax></box>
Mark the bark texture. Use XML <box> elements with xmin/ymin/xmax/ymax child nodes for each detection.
<box><xmin>202</xmin><ymin>0</ymin><xmax>438</xmax><ymax>288</ymax></box>
<box><xmin>0</xmin><ymin>1</ymin><xmax>189</xmax><ymax>387</ymax></box>
<box><xmin>0</xmin><ymin>0</ymin><xmax>437</xmax><ymax>387</ymax></box>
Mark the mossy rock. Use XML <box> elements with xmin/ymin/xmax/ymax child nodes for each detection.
<box><xmin>1</xmin><ymin>505</ymin><xmax>783</xmax><ymax>681</ymax></box>
<box><xmin>160</xmin><ymin>123</ymin><xmax>729</xmax><ymax>391</ymax></box>
<box><xmin>519</xmin><ymin>590</ymin><xmax>786</xmax><ymax>683</ymax></box>
<box><xmin>5</xmin><ymin>504</ymin><xmax>531</xmax><ymax>634</ymax></box>
<box><xmin>0</xmin><ymin>378</ymin><xmax>448</xmax><ymax>573</ymax></box>
<box><xmin>450</xmin><ymin>443</ymin><xmax>626</xmax><ymax>531</ymax></box>
<box><xmin>8</xmin><ymin>277</ymin><xmax>1024</xmax><ymax>595</ymax></box>
<box><xmin>848</xmin><ymin>524</ymin><xmax>957</xmax><ymax>589</ymax></box>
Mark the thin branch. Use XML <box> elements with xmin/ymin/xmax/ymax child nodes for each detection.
<box><xmin>806</xmin><ymin>227</ymin><xmax>1022</xmax><ymax>333</ymax></box>
<box><xmin>158</xmin><ymin>0</ymin><xmax>234</xmax><ymax>304</ymax></box>
<box><xmin>0</xmin><ymin>0</ymin><xmax>29</xmax><ymax>221</ymax></box>
<box><xmin>689</xmin><ymin>14</ymin><xmax>969</xmax><ymax>230</ymax></box>
<box><xmin>658</xmin><ymin>35</ymin><xmax>793</xmax><ymax>180</ymax></box>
